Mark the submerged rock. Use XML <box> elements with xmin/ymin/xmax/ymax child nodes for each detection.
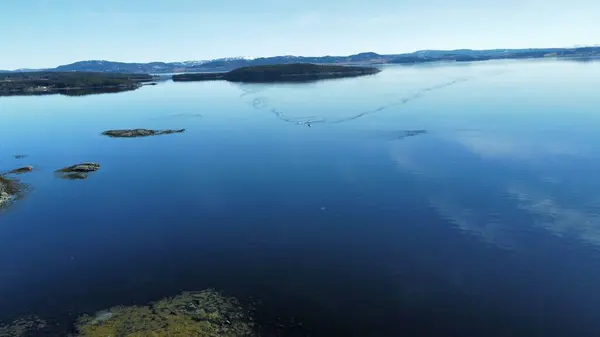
<box><xmin>0</xmin><ymin>315</ymin><xmax>47</xmax><ymax>337</ymax></box>
<box><xmin>59</xmin><ymin>172</ymin><xmax>89</xmax><ymax>180</ymax></box>
<box><xmin>159</xmin><ymin>113</ymin><xmax>203</xmax><ymax>119</ymax></box>
<box><xmin>56</xmin><ymin>162</ymin><xmax>99</xmax><ymax>180</ymax></box>
<box><xmin>13</xmin><ymin>154</ymin><xmax>28</xmax><ymax>159</ymax></box>
<box><xmin>7</xmin><ymin>166</ymin><xmax>33</xmax><ymax>175</ymax></box>
<box><xmin>57</xmin><ymin>162</ymin><xmax>100</xmax><ymax>173</ymax></box>
<box><xmin>76</xmin><ymin>289</ymin><xmax>256</xmax><ymax>337</ymax></box>
<box><xmin>101</xmin><ymin>128</ymin><xmax>185</xmax><ymax>138</ymax></box>
<box><xmin>403</xmin><ymin>130</ymin><xmax>427</xmax><ymax>137</ymax></box>
<box><xmin>393</xmin><ymin>130</ymin><xmax>428</xmax><ymax>140</ymax></box>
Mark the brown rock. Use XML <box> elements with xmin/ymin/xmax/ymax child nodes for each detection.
<box><xmin>7</xmin><ymin>166</ymin><xmax>33</xmax><ymax>175</ymax></box>
<box><xmin>56</xmin><ymin>162</ymin><xmax>100</xmax><ymax>173</ymax></box>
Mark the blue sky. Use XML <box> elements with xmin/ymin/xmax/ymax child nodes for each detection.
<box><xmin>1</xmin><ymin>0</ymin><xmax>598</xmax><ymax>69</ymax></box>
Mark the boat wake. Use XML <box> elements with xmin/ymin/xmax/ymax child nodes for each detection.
<box><xmin>241</xmin><ymin>70</ymin><xmax>507</xmax><ymax>126</ymax></box>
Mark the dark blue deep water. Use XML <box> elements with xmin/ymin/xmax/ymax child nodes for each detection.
<box><xmin>2</xmin><ymin>60</ymin><xmax>600</xmax><ymax>336</ymax></box>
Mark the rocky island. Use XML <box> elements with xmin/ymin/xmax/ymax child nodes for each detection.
<box><xmin>172</xmin><ymin>63</ymin><xmax>381</xmax><ymax>83</ymax></box>
<box><xmin>6</xmin><ymin>166</ymin><xmax>33</xmax><ymax>175</ymax></box>
<box><xmin>56</xmin><ymin>162</ymin><xmax>101</xmax><ymax>180</ymax></box>
<box><xmin>101</xmin><ymin>128</ymin><xmax>185</xmax><ymax>138</ymax></box>
<box><xmin>0</xmin><ymin>72</ymin><xmax>154</xmax><ymax>96</ymax></box>
<box><xmin>75</xmin><ymin>289</ymin><xmax>255</xmax><ymax>337</ymax></box>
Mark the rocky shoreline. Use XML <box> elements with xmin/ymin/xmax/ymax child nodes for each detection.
<box><xmin>0</xmin><ymin>176</ymin><xmax>26</xmax><ymax>208</ymax></box>
<box><xmin>1</xmin><ymin>289</ymin><xmax>259</xmax><ymax>337</ymax></box>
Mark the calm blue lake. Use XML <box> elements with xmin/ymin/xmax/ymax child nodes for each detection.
<box><xmin>1</xmin><ymin>59</ymin><xmax>600</xmax><ymax>336</ymax></box>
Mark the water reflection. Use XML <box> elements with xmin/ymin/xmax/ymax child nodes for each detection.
<box><xmin>454</xmin><ymin>132</ymin><xmax>588</xmax><ymax>162</ymax></box>
<box><xmin>556</xmin><ymin>57</ymin><xmax>600</xmax><ymax>64</ymax></box>
<box><xmin>507</xmin><ymin>183</ymin><xmax>600</xmax><ymax>247</ymax></box>
<box><xmin>392</xmin><ymin>127</ymin><xmax>600</xmax><ymax>249</ymax></box>
<box><xmin>429</xmin><ymin>196</ymin><xmax>514</xmax><ymax>249</ymax></box>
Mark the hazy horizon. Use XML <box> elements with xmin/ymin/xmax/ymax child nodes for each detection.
<box><xmin>1</xmin><ymin>0</ymin><xmax>599</xmax><ymax>69</ymax></box>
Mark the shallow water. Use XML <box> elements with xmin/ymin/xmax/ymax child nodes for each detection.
<box><xmin>1</xmin><ymin>59</ymin><xmax>600</xmax><ymax>336</ymax></box>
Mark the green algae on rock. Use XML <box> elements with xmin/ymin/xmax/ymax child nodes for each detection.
<box><xmin>76</xmin><ymin>289</ymin><xmax>256</xmax><ymax>337</ymax></box>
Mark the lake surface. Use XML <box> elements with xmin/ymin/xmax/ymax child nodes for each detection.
<box><xmin>1</xmin><ymin>59</ymin><xmax>600</xmax><ymax>336</ymax></box>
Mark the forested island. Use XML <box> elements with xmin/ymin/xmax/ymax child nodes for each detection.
<box><xmin>0</xmin><ymin>72</ymin><xmax>153</xmax><ymax>96</ymax></box>
<box><xmin>172</xmin><ymin>63</ymin><xmax>381</xmax><ymax>83</ymax></box>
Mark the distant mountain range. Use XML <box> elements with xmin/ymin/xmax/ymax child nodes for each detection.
<box><xmin>2</xmin><ymin>47</ymin><xmax>599</xmax><ymax>74</ymax></box>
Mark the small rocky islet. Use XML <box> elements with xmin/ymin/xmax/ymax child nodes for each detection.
<box><xmin>101</xmin><ymin>128</ymin><xmax>185</xmax><ymax>138</ymax></box>
<box><xmin>6</xmin><ymin>166</ymin><xmax>33</xmax><ymax>175</ymax></box>
<box><xmin>0</xmin><ymin>161</ymin><xmax>102</xmax><ymax>207</ymax></box>
<box><xmin>56</xmin><ymin>162</ymin><xmax>100</xmax><ymax>180</ymax></box>
<box><xmin>2</xmin><ymin>127</ymin><xmax>184</xmax><ymax>206</ymax></box>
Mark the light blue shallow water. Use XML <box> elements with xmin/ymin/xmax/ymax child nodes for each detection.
<box><xmin>1</xmin><ymin>59</ymin><xmax>600</xmax><ymax>336</ymax></box>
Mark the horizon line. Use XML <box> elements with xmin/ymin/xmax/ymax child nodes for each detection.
<box><xmin>2</xmin><ymin>44</ymin><xmax>599</xmax><ymax>71</ymax></box>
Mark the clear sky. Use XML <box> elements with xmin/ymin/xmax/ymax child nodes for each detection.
<box><xmin>1</xmin><ymin>0</ymin><xmax>598</xmax><ymax>69</ymax></box>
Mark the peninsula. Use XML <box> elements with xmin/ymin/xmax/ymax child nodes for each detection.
<box><xmin>172</xmin><ymin>63</ymin><xmax>381</xmax><ymax>83</ymax></box>
<box><xmin>0</xmin><ymin>72</ymin><xmax>154</xmax><ymax>96</ymax></box>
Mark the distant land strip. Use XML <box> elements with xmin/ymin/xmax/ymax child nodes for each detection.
<box><xmin>1</xmin><ymin>46</ymin><xmax>598</xmax><ymax>74</ymax></box>
<box><xmin>0</xmin><ymin>72</ymin><xmax>154</xmax><ymax>96</ymax></box>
